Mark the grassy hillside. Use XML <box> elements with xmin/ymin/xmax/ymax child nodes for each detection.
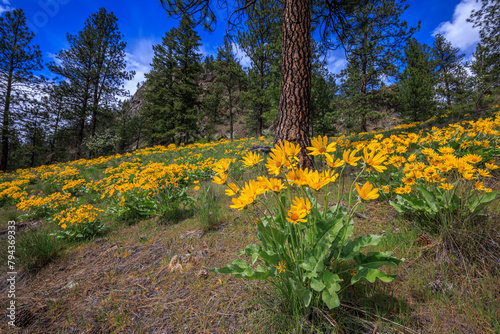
<box><xmin>1</xmin><ymin>107</ymin><xmax>499</xmax><ymax>333</ymax></box>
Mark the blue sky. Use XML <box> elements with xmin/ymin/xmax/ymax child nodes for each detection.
<box><xmin>1</xmin><ymin>0</ymin><xmax>481</xmax><ymax>96</ymax></box>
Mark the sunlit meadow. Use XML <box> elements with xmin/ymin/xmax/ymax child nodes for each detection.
<box><xmin>1</xmin><ymin>107</ymin><xmax>499</xmax><ymax>332</ymax></box>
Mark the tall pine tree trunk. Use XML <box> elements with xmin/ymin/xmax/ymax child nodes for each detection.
<box><xmin>89</xmin><ymin>105</ymin><xmax>97</xmax><ymax>159</ymax></box>
<box><xmin>274</xmin><ymin>0</ymin><xmax>313</xmax><ymax>168</ymax></box>
<box><xmin>49</xmin><ymin>101</ymin><xmax>62</xmax><ymax>165</ymax></box>
<box><xmin>257</xmin><ymin>69</ymin><xmax>264</xmax><ymax>138</ymax></box>
<box><xmin>257</xmin><ymin>104</ymin><xmax>263</xmax><ymax>138</ymax></box>
<box><xmin>229</xmin><ymin>93</ymin><xmax>233</xmax><ymax>141</ymax></box>
<box><xmin>1</xmin><ymin>69</ymin><xmax>13</xmax><ymax>172</ymax></box>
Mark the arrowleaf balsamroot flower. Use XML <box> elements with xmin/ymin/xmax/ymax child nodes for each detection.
<box><xmin>355</xmin><ymin>181</ymin><xmax>379</xmax><ymax>201</ymax></box>
<box><xmin>213</xmin><ymin>158</ymin><xmax>232</xmax><ymax>175</ymax></box>
<box><xmin>291</xmin><ymin>196</ymin><xmax>313</xmax><ymax>215</ymax></box>
<box><xmin>242</xmin><ymin>152</ymin><xmax>263</xmax><ymax>167</ymax></box>
<box><xmin>439</xmin><ymin>183</ymin><xmax>454</xmax><ymax>190</ymax></box>
<box><xmin>305</xmin><ymin>170</ymin><xmax>330</xmax><ymax>191</ymax></box>
<box><xmin>286</xmin><ymin>207</ymin><xmax>308</xmax><ymax>224</ymax></box>
<box><xmin>275</xmin><ymin>261</ymin><xmax>286</xmax><ymax>274</ymax></box>
<box><xmin>477</xmin><ymin>168</ymin><xmax>491</xmax><ymax>177</ymax></box>
<box><xmin>265</xmin><ymin>151</ymin><xmax>285</xmax><ymax>176</ymax></box>
<box><xmin>464</xmin><ymin>154</ymin><xmax>482</xmax><ymax>164</ymax></box>
<box><xmin>362</xmin><ymin>147</ymin><xmax>387</xmax><ymax>172</ymax></box>
<box><xmin>307</xmin><ymin>135</ymin><xmax>336</xmax><ymax>156</ymax></box>
<box><xmin>229</xmin><ymin>180</ymin><xmax>265</xmax><ymax>210</ymax></box>
<box><xmin>343</xmin><ymin>149</ymin><xmax>362</xmax><ymax>166</ymax></box>
<box><xmin>262</xmin><ymin>177</ymin><xmax>286</xmax><ymax>193</ymax></box>
<box><xmin>213</xmin><ymin>173</ymin><xmax>228</xmax><ymax>185</ymax></box>
<box><xmin>225</xmin><ymin>182</ymin><xmax>239</xmax><ymax>196</ymax></box>
<box><xmin>485</xmin><ymin>162</ymin><xmax>499</xmax><ymax>170</ymax></box>
<box><xmin>326</xmin><ymin>155</ymin><xmax>344</xmax><ymax>168</ymax></box>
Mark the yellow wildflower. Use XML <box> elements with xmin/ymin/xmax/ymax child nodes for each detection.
<box><xmin>275</xmin><ymin>261</ymin><xmax>286</xmax><ymax>274</ymax></box>
<box><xmin>307</xmin><ymin>135</ymin><xmax>336</xmax><ymax>156</ymax></box>
<box><xmin>355</xmin><ymin>181</ymin><xmax>379</xmax><ymax>201</ymax></box>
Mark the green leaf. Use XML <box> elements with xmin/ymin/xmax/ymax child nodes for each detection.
<box><xmin>401</xmin><ymin>195</ymin><xmax>432</xmax><ymax>213</ymax></box>
<box><xmin>351</xmin><ymin>266</ymin><xmax>396</xmax><ymax>284</ymax></box>
<box><xmin>322</xmin><ymin>270</ymin><xmax>342</xmax><ymax>292</ymax></box>
<box><xmin>322</xmin><ymin>288</ymin><xmax>340</xmax><ymax>309</ymax></box>
<box><xmin>258</xmin><ymin>248</ymin><xmax>280</xmax><ymax>266</ymax></box>
<box><xmin>340</xmin><ymin>235</ymin><xmax>383</xmax><ymax>261</ymax></box>
<box><xmin>354</xmin><ymin>251</ymin><xmax>402</xmax><ymax>269</ymax></box>
<box><xmin>301</xmin><ymin>214</ymin><xmax>345</xmax><ymax>279</ymax></box>
<box><xmin>467</xmin><ymin>191</ymin><xmax>497</xmax><ymax>213</ymax></box>
<box><xmin>211</xmin><ymin>259</ymin><xmax>270</xmax><ymax>280</ymax></box>
<box><xmin>290</xmin><ymin>278</ymin><xmax>312</xmax><ymax>307</ymax></box>
<box><xmin>257</xmin><ymin>222</ymin><xmax>287</xmax><ymax>252</ymax></box>
<box><xmin>310</xmin><ymin>278</ymin><xmax>325</xmax><ymax>292</ymax></box>
<box><xmin>417</xmin><ymin>185</ymin><xmax>438</xmax><ymax>212</ymax></box>
<box><xmin>240</xmin><ymin>244</ymin><xmax>261</xmax><ymax>264</ymax></box>
<box><xmin>211</xmin><ymin>258</ymin><xmax>248</xmax><ymax>275</ymax></box>
<box><xmin>389</xmin><ymin>200</ymin><xmax>408</xmax><ymax>213</ymax></box>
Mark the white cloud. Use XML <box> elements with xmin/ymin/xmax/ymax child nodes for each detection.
<box><xmin>199</xmin><ymin>45</ymin><xmax>216</xmax><ymax>59</ymax></box>
<box><xmin>232</xmin><ymin>43</ymin><xmax>251</xmax><ymax>68</ymax></box>
<box><xmin>326</xmin><ymin>55</ymin><xmax>347</xmax><ymax>75</ymax></box>
<box><xmin>0</xmin><ymin>0</ymin><xmax>13</xmax><ymax>15</ymax></box>
<box><xmin>433</xmin><ymin>0</ymin><xmax>481</xmax><ymax>51</ymax></box>
<box><xmin>124</xmin><ymin>38</ymin><xmax>158</xmax><ymax>97</ymax></box>
<box><xmin>46</xmin><ymin>52</ymin><xmax>62</xmax><ymax>66</ymax></box>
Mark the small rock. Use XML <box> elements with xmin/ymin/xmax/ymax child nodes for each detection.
<box><xmin>168</xmin><ymin>255</ymin><xmax>183</xmax><ymax>273</ymax></box>
<box><xmin>197</xmin><ymin>269</ymin><xmax>209</xmax><ymax>279</ymax></box>
<box><xmin>63</xmin><ymin>281</ymin><xmax>79</xmax><ymax>290</ymax></box>
<box><xmin>428</xmin><ymin>275</ymin><xmax>453</xmax><ymax>294</ymax></box>
<box><xmin>179</xmin><ymin>254</ymin><xmax>192</xmax><ymax>264</ymax></box>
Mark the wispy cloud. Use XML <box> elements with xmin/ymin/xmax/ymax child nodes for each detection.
<box><xmin>199</xmin><ymin>44</ymin><xmax>216</xmax><ymax>60</ymax></box>
<box><xmin>232</xmin><ymin>43</ymin><xmax>251</xmax><ymax>69</ymax></box>
<box><xmin>433</xmin><ymin>0</ymin><xmax>481</xmax><ymax>51</ymax></box>
<box><xmin>124</xmin><ymin>38</ymin><xmax>158</xmax><ymax>96</ymax></box>
<box><xmin>0</xmin><ymin>0</ymin><xmax>13</xmax><ymax>15</ymax></box>
<box><xmin>326</xmin><ymin>55</ymin><xmax>347</xmax><ymax>75</ymax></box>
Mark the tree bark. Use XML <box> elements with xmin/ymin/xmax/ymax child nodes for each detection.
<box><xmin>49</xmin><ymin>99</ymin><xmax>62</xmax><ymax>165</ymax></box>
<box><xmin>1</xmin><ymin>69</ymin><xmax>13</xmax><ymax>172</ymax></box>
<box><xmin>229</xmin><ymin>81</ymin><xmax>233</xmax><ymax>141</ymax></box>
<box><xmin>274</xmin><ymin>0</ymin><xmax>313</xmax><ymax>168</ymax></box>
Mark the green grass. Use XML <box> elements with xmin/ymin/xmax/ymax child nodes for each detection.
<box><xmin>15</xmin><ymin>226</ymin><xmax>66</xmax><ymax>272</ymax></box>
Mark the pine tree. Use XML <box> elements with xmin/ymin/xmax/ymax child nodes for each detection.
<box><xmin>432</xmin><ymin>34</ymin><xmax>467</xmax><ymax>107</ymax></box>
<box><xmin>338</xmin><ymin>58</ymin><xmax>368</xmax><ymax>132</ymax></box>
<box><xmin>468</xmin><ymin>0</ymin><xmax>499</xmax><ymax>92</ymax></box>
<box><xmin>341</xmin><ymin>0</ymin><xmax>418</xmax><ymax>132</ymax></box>
<box><xmin>49</xmin><ymin>8</ymin><xmax>133</xmax><ymax>159</ymax></box>
<box><xmin>203</xmin><ymin>54</ymin><xmax>215</xmax><ymax>73</ymax></box>
<box><xmin>470</xmin><ymin>45</ymin><xmax>493</xmax><ymax>111</ymax></box>
<box><xmin>19</xmin><ymin>100</ymin><xmax>49</xmax><ymax>167</ymax></box>
<box><xmin>143</xmin><ymin>14</ymin><xmax>203</xmax><ymax>145</ymax></box>
<box><xmin>398</xmin><ymin>38</ymin><xmax>435</xmax><ymax>122</ymax></box>
<box><xmin>160</xmin><ymin>0</ymin><xmax>364</xmax><ymax>167</ymax></box>
<box><xmin>202</xmin><ymin>81</ymin><xmax>224</xmax><ymax>137</ymax></box>
<box><xmin>238</xmin><ymin>0</ymin><xmax>282</xmax><ymax>137</ymax></box>
<box><xmin>310</xmin><ymin>40</ymin><xmax>337</xmax><ymax>136</ymax></box>
<box><xmin>214</xmin><ymin>36</ymin><xmax>245</xmax><ymax>141</ymax></box>
<box><xmin>0</xmin><ymin>9</ymin><xmax>43</xmax><ymax>171</ymax></box>
<box><xmin>41</xmin><ymin>82</ymin><xmax>73</xmax><ymax>164</ymax></box>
